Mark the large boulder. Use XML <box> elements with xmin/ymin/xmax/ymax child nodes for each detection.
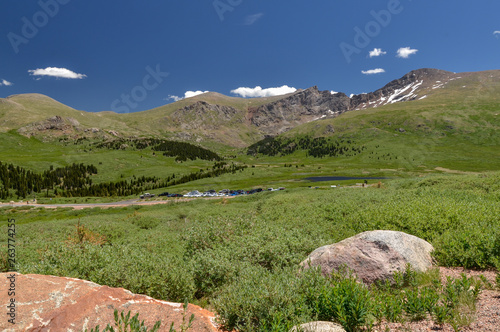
<box><xmin>300</xmin><ymin>230</ymin><xmax>434</xmax><ymax>284</ymax></box>
<box><xmin>0</xmin><ymin>273</ymin><xmax>220</xmax><ymax>332</ymax></box>
<box><xmin>290</xmin><ymin>321</ymin><xmax>346</xmax><ymax>332</ymax></box>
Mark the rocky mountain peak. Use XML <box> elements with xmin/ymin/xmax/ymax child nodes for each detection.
<box><xmin>350</xmin><ymin>68</ymin><xmax>456</xmax><ymax>111</ymax></box>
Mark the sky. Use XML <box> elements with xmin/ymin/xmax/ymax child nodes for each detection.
<box><xmin>1</xmin><ymin>0</ymin><xmax>499</xmax><ymax>113</ymax></box>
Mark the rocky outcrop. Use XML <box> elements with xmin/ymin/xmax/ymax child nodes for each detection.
<box><xmin>18</xmin><ymin>115</ymin><xmax>76</xmax><ymax>133</ymax></box>
<box><xmin>170</xmin><ymin>101</ymin><xmax>243</xmax><ymax>131</ymax></box>
<box><xmin>248</xmin><ymin>87</ymin><xmax>350</xmax><ymax>135</ymax></box>
<box><xmin>0</xmin><ymin>273</ymin><xmax>220</xmax><ymax>332</ymax></box>
<box><xmin>290</xmin><ymin>321</ymin><xmax>346</xmax><ymax>332</ymax></box>
<box><xmin>300</xmin><ymin>230</ymin><xmax>434</xmax><ymax>284</ymax></box>
<box><xmin>16</xmin><ymin>116</ymin><xmax>120</xmax><ymax>141</ymax></box>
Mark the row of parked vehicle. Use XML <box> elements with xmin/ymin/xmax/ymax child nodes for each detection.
<box><xmin>139</xmin><ymin>187</ymin><xmax>285</xmax><ymax>199</ymax></box>
<box><xmin>139</xmin><ymin>192</ymin><xmax>182</xmax><ymax>199</ymax></box>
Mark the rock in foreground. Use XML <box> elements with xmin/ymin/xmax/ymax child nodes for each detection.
<box><xmin>300</xmin><ymin>230</ymin><xmax>434</xmax><ymax>284</ymax></box>
<box><xmin>0</xmin><ymin>273</ymin><xmax>219</xmax><ymax>332</ymax></box>
<box><xmin>290</xmin><ymin>321</ymin><xmax>346</xmax><ymax>332</ymax></box>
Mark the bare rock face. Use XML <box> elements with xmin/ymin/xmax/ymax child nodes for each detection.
<box><xmin>248</xmin><ymin>87</ymin><xmax>350</xmax><ymax>135</ymax></box>
<box><xmin>290</xmin><ymin>321</ymin><xmax>346</xmax><ymax>332</ymax></box>
<box><xmin>0</xmin><ymin>273</ymin><xmax>220</xmax><ymax>332</ymax></box>
<box><xmin>170</xmin><ymin>101</ymin><xmax>242</xmax><ymax>131</ymax></box>
<box><xmin>300</xmin><ymin>230</ymin><xmax>434</xmax><ymax>284</ymax></box>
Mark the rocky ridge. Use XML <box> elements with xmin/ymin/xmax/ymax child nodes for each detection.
<box><xmin>248</xmin><ymin>87</ymin><xmax>351</xmax><ymax>136</ymax></box>
<box><xmin>351</xmin><ymin>68</ymin><xmax>456</xmax><ymax>110</ymax></box>
<box><xmin>245</xmin><ymin>68</ymin><xmax>457</xmax><ymax>135</ymax></box>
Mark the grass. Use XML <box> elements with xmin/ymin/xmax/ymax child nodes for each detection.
<box><xmin>1</xmin><ymin>125</ymin><xmax>497</xmax><ymax>205</ymax></box>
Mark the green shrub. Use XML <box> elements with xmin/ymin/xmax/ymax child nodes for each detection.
<box><xmin>213</xmin><ymin>266</ymin><xmax>313</xmax><ymax>332</ymax></box>
<box><xmin>28</xmin><ymin>243</ymin><xmax>195</xmax><ymax>302</ymax></box>
<box><xmin>84</xmin><ymin>309</ymin><xmax>161</xmax><ymax>332</ymax></box>
<box><xmin>308</xmin><ymin>273</ymin><xmax>373</xmax><ymax>332</ymax></box>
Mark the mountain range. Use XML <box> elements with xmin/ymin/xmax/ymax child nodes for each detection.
<box><xmin>1</xmin><ymin>68</ymin><xmax>499</xmax><ymax>148</ymax></box>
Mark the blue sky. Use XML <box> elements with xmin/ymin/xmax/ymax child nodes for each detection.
<box><xmin>1</xmin><ymin>0</ymin><xmax>499</xmax><ymax>113</ymax></box>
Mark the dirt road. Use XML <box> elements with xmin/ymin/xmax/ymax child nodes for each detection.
<box><xmin>0</xmin><ymin>197</ymin><xmax>222</xmax><ymax>210</ymax></box>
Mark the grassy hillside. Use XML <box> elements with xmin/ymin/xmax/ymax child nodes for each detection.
<box><xmin>0</xmin><ymin>94</ymin><xmax>138</xmax><ymax>137</ymax></box>
<box><xmin>0</xmin><ymin>91</ymin><xmax>292</xmax><ymax>147</ymax></box>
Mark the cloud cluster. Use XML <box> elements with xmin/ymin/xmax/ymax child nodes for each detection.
<box><xmin>0</xmin><ymin>79</ymin><xmax>13</xmax><ymax>86</ymax></box>
<box><xmin>244</xmin><ymin>13</ymin><xmax>264</xmax><ymax>26</ymax></box>
<box><xmin>361</xmin><ymin>68</ymin><xmax>385</xmax><ymax>75</ymax></box>
<box><xmin>369</xmin><ymin>48</ymin><xmax>387</xmax><ymax>57</ymax></box>
<box><xmin>231</xmin><ymin>85</ymin><xmax>296</xmax><ymax>98</ymax></box>
<box><xmin>168</xmin><ymin>90</ymin><xmax>209</xmax><ymax>102</ymax></box>
<box><xmin>28</xmin><ymin>67</ymin><xmax>87</xmax><ymax>79</ymax></box>
<box><xmin>396</xmin><ymin>47</ymin><xmax>418</xmax><ymax>58</ymax></box>
<box><xmin>494</xmin><ymin>31</ymin><xmax>500</xmax><ymax>37</ymax></box>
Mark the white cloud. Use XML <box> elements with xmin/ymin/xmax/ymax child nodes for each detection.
<box><xmin>244</xmin><ymin>13</ymin><xmax>264</xmax><ymax>25</ymax></box>
<box><xmin>361</xmin><ymin>68</ymin><xmax>386</xmax><ymax>75</ymax></box>
<box><xmin>369</xmin><ymin>48</ymin><xmax>387</xmax><ymax>57</ymax></box>
<box><xmin>0</xmin><ymin>79</ymin><xmax>13</xmax><ymax>86</ymax></box>
<box><xmin>494</xmin><ymin>31</ymin><xmax>500</xmax><ymax>38</ymax></box>
<box><xmin>330</xmin><ymin>91</ymin><xmax>338</xmax><ymax>95</ymax></box>
<box><xmin>184</xmin><ymin>90</ymin><xmax>209</xmax><ymax>98</ymax></box>
<box><xmin>167</xmin><ymin>95</ymin><xmax>183</xmax><ymax>102</ymax></box>
<box><xmin>167</xmin><ymin>90</ymin><xmax>209</xmax><ymax>102</ymax></box>
<box><xmin>28</xmin><ymin>67</ymin><xmax>87</xmax><ymax>79</ymax></box>
<box><xmin>396</xmin><ymin>47</ymin><xmax>418</xmax><ymax>58</ymax></box>
<box><xmin>231</xmin><ymin>85</ymin><xmax>296</xmax><ymax>98</ymax></box>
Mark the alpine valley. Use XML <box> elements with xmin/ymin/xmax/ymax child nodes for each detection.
<box><xmin>0</xmin><ymin>68</ymin><xmax>499</xmax><ymax>198</ymax></box>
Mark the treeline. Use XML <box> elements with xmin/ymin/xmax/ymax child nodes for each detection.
<box><xmin>152</xmin><ymin>141</ymin><xmax>221</xmax><ymax>162</ymax></box>
<box><xmin>0</xmin><ymin>162</ymin><xmax>97</xmax><ymax>199</ymax></box>
<box><xmin>0</xmin><ymin>161</ymin><xmax>246</xmax><ymax>199</ymax></box>
<box><xmin>93</xmin><ymin>138</ymin><xmax>221</xmax><ymax>161</ymax></box>
<box><xmin>247</xmin><ymin>135</ymin><xmax>366</xmax><ymax>158</ymax></box>
<box><xmin>63</xmin><ymin>162</ymin><xmax>246</xmax><ymax>197</ymax></box>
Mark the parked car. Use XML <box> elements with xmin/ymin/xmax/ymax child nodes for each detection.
<box><xmin>140</xmin><ymin>193</ymin><xmax>155</xmax><ymax>199</ymax></box>
<box><xmin>158</xmin><ymin>192</ymin><xmax>169</xmax><ymax>197</ymax></box>
<box><xmin>168</xmin><ymin>193</ymin><xmax>183</xmax><ymax>197</ymax></box>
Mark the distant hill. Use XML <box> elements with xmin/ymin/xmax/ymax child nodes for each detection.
<box><xmin>1</xmin><ymin>68</ymin><xmax>499</xmax><ymax>147</ymax></box>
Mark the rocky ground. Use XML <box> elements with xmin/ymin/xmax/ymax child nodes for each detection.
<box><xmin>379</xmin><ymin>267</ymin><xmax>500</xmax><ymax>332</ymax></box>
